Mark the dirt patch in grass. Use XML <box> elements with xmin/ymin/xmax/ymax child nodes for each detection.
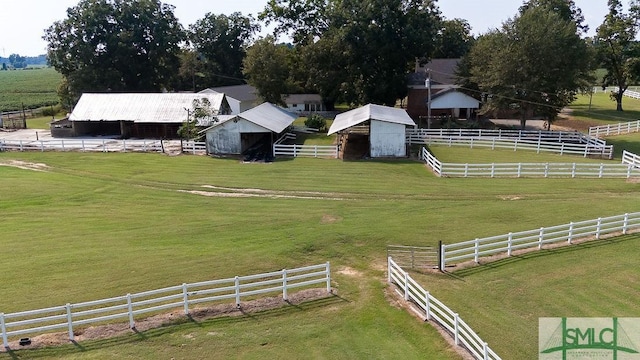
<box><xmin>0</xmin><ymin>160</ymin><xmax>49</xmax><ymax>171</ymax></box>
<box><xmin>1</xmin><ymin>288</ymin><xmax>334</xmax><ymax>353</ymax></box>
<box><xmin>179</xmin><ymin>185</ymin><xmax>349</xmax><ymax>201</ymax></box>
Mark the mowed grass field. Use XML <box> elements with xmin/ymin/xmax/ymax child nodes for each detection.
<box><xmin>0</xmin><ymin>67</ymin><xmax>61</xmax><ymax>112</ymax></box>
<box><xmin>1</xmin><ymin>148</ymin><xmax>639</xmax><ymax>359</ymax></box>
<box><xmin>570</xmin><ymin>92</ymin><xmax>640</xmax><ymax>125</ymax></box>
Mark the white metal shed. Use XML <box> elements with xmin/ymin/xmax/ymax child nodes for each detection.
<box><xmin>328</xmin><ymin>104</ymin><xmax>416</xmax><ymax>158</ymax></box>
<box><xmin>204</xmin><ymin>102</ymin><xmax>297</xmax><ymax>155</ymax></box>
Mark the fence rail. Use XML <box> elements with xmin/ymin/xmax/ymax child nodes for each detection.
<box><xmin>623</xmin><ymin>150</ymin><xmax>640</xmax><ymax>168</ymax></box>
<box><xmin>273</xmin><ymin>144</ymin><xmax>338</xmax><ymax>158</ymax></box>
<box><xmin>181</xmin><ymin>140</ymin><xmax>207</xmax><ymax>154</ymax></box>
<box><xmin>420</xmin><ymin>147</ymin><xmax>640</xmax><ymax>178</ymax></box>
<box><xmin>0</xmin><ymin>263</ymin><xmax>331</xmax><ymax>348</ymax></box>
<box><xmin>407</xmin><ymin>129</ymin><xmax>612</xmax><ymax>159</ymax></box>
<box><xmin>589</xmin><ymin>120</ymin><xmax>640</xmax><ymax>138</ymax></box>
<box><xmin>388</xmin><ymin>258</ymin><xmax>501</xmax><ymax>360</ymax></box>
<box><xmin>0</xmin><ymin>139</ymin><xmax>166</xmax><ymax>153</ymax></box>
<box><xmin>439</xmin><ymin>212</ymin><xmax>640</xmax><ymax>270</ymax></box>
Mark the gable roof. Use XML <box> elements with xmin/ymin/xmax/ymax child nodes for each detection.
<box><xmin>408</xmin><ymin>58</ymin><xmax>461</xmax><ymax>86</ymax></box>
<box><xmin>430</xmin><ymin>87</ymin><xmax>480</xmax><ymax>109</ymax></box>
<box><xmin>327</xmin><ymin>104</ymin><xmax>415</xmax><ymax>135</ymax></box>
<box><xmin>201</xmin><ymin>84</ymin><xmax>258</xmax><ymax>102</ymax></box>
<box><xmin>205</xmin><ymin>102</ymin><xmax>297</xmax><ymax>134</ymax></box>
<box><xmin>69</xmin><ymin>93</ymin><xmax>228</xmax><ymax>123</ymax></box>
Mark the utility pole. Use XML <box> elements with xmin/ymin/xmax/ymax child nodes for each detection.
<box><xmin>425</xmin><ymin>69</ymin><xmax>432</xmax><ymax>129</ymax></box>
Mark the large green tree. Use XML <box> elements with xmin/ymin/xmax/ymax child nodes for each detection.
<box><xmin>467</xmin><ymin>6</ymin><xmax>594</xmax><ymax>129</ymax></box>
<box><xmin>44</xmin><ymin>0</ymin><xmax>185</xmax><ymax>100</ymax></box>
<box><xmin>261</xmin><ymin>0</ymin><xmax>441</xmax><ymax>106</ymax></box>
<box><xmin>595</xmin><ymin>0</ymin><xmax>640</xmax><ymax>111</ymax></box>
<box><xmin>188</xmin><ymin>12</ymin><xmax>259</xmax><ymax>89</ymax></box>
<box><xmin>519</xmin><ymin>0</ymin><xmax>588</xmax><ymax>33</ymax></box>
<box><xmin>242</xmin><ymin>36</ymin><xmax>294</xmax><ymax>106</ymax></box>
<box><xmin>432</xmin><ymin>19</ymin><xmax>475</xmax><ymax>59</ymax></box>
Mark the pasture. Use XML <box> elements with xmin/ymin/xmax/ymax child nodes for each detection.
<box><xmin>0</xmin><ymin>67</ymin><xmax>61</xmax><ymax>112</ymax></box>
<box><xmin>570</xmin><ymin>92</ymin><xmax>640</xmax><ymax>125</ymax></box>
<box><xmin>1</xmin><ymin>149</ymin><xmax>639</xmax><ymax>359</ymax></box>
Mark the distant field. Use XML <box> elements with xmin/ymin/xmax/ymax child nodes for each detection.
<box><xmin>570</xmin><ymin>92</ymin><xmax>640</xmax><ymax>124</ymax></box>
<box><xmin>0</xmin><ymin>67</ymin><xmax>61</xmax><ymax>112</ymax></box>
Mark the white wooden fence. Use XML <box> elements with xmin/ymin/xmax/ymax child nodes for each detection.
<box><xmin>388</xmin><ymin>258</ymin><xmax>501</xmax><ymax>360</ymax></box>
<box><xmin>386</xmin><ymin>245</ymin><xmax>438</xmax><ymax>270</ymax></box>
<box><xmin>0</xmin><ymin>263</ymin><xmax>331</xmax><ymax>348</ymax></box>
<box><xmin>623</xmin><ymin>150</ymin><xmax>640</xmax><ymax>168</ymax></box>
<box><xmin>589</xmin><ymin>120</ymin><xmax>640</xmax><ymax>138</ymax></box>
<box><xmin>439</xmin><ymin>213</ymin><xmax>640</xmax><ymax>271</ymax></box>
<box><xmin>273</xmin><ymin>144</ymin><xmax>338</xmax><ymax>158</ymax></box>
<box><xmin>420</xmin><ymin>147</ymin><xmax>640</xmax><ymax>178</ymax></box>
<box><xmin>181</xmin><ymin>140</ymin><xmax>207</xmax><ymax>154</ymax></box>
<box><xmin>407</xmin><ymin>129</ymin><xmax>612</xmax><ymax>159</ymax></box>
<box><xmin>0</xmin><ymin>139</ymin><xmax>165</xmax><ymax>153</ymax></box>
<box><xmin>273</xmin><ymin>132</ymin><xmax>338</xmax><ymax>158</ymax></box>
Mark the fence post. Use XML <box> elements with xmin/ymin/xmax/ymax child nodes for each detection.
<box><xmin>596</xmin><ymin>217</ymin><xmax>602</xmax><ymax>239</ymax></box>
<box><xmin>483</xmin><ymin>342</ymin><xmax>489</xmax><ymax>360</ymax></box>
<box><xmin>491</xmin><ymin>163</ymin><xmax>495</xmax><ymax>178</ymax></box>
<box><xmin>538</xmin><ymin>227</ymin><xmax>544</xmax><ymax>249</ymax></box>
<box><xmin>182</xmin><ymin>283</ymin><xmax>189</xmax><ymax>315</ymax></box>
<box><xmin>517</xmin><ymin>163</ymin><xmax>522</xmax><ymax>178</ymax></box>
<box><xmin>235</xmin><ymin>276</ymin><xmax>241</xmax><ymax>307</ymax></box>
<box><xmin>599</xmin><ymin>164</ymin><xmax>604</xmax><ymax>178</ymax></box>
<box><xmin>282</xmin><ymin>269</ymin><xmax>288</xmax><ymax>301</ymax></box>
<box><xmin>39</xmin><ymin>140</ymin><xmax>44</xmax><ymax>152</ymax></box>
<box><xmin>568</xmin><ymin>222</ymin><xmax>574</xmax><ymax>244</ymax></box>
<box><xmin>403</xmin><ymin>271</ymin><xmax>409</xmax><ymax>301</ymax></box>
<box><xmin>474</xmin><ymin>238</ymin><xmax>479</xmax><ymax>263</ymax></box>
<box><xmin>326</xmin><ymin>262</ymin><xmax>331</xmax><ymax>292</ymax></box>
<box><xmin>544</xmin><ymin>163</ymin><xmax>549</xmax><ymax>178</ymax></box>
<box><xmin>454</xmin><ymin>313</ymin><xmax>459</xmax><ymax>345</ymax></box>
<box><xmin>425</xmin><ymin>291</ymin><xmax>431</xmax><ymax>320</ymax></box>
<box><xmin>387</xmin><ymin>257</ymin><xmax>392</xmax><ymax>283</ymax></box>
<box><xmin>102</xmin><ymin>139</ymin><xmax>106</xmax><ymax>152</ymax></box>
<box><xmin>464</xmin><ymin>164</ymin><xmax>469</xmax><ymax>177</ymax></box>
<box><xmin>623</xmin><ymin>213</ymin><xmax>629</xmax><ymax>235</ymax></box>
<box><xmin>507</xmin><ymin>233</ymin><xmax>513</xmax><ymax>256</ymax></box>
<box><xmin>1</xmin><ymin>313</ymin><xmax>7</xmax><ymax>349</ymax></box>
<box><xmin>127</xmin><ymin>293</ymin><xmax>135</xmax><ymax>328</ymax></box>
<box><xmin>123</xmin><ymin>139</ymin><xmax>127</xmax><ymax>153</ymax></box>
<box><xmin>438</xmin><ymin>240</ymin><xmax>444</xmax><ymax>272</ymax></box>
<box><xmin>66</xmin><ymin>303</ymin><xmax>74</xmax><ymax>341</ymax></box>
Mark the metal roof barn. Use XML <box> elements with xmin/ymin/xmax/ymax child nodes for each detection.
<box><xmin>204</xmin><ymin>102</ymin><xmax>298</xmax><ymax>157</ymax></box>
<box><xmin>328</xmin><ymin>104</ymin><xmax>416</xmax><ymax>158</ymax></box>
<box><xmin>67</xmin><ymin>93</ymin><xmax>230</xmax><ymax>139</ymax></box>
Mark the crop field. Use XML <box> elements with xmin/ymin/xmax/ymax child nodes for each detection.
<box><xmin>0</xmin><ymin>67</ymin><xmax>61</xmax><ymax>112</ymax></box>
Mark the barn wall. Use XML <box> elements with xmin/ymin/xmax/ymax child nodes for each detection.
<box><xmin>370</xmin><ymin>120</ymin><xmax>406</xmax><ymax>157</ymax></box>
<box><xmin>205</xmin><ymin>118</ymin><xmax>270</xmax><ymax>154</ymax></box>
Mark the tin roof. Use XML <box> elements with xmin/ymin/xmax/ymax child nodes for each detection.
<box><xmin>69</xmin><ymin>93</ymin><xmax>229</xmax><ymax>123</ymax></box>
<box><xmin>327</xmin><ymin>104</ymin><xmax>415</xmax><ymax>135</ymax></box>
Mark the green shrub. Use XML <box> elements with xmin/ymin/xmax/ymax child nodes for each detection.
<box><xmin>41</xmin><ymin>104</ymin><xmax>62</xmax><ymax>117</ymax></box>
<box><xmin>304</xmin><ymin>113</ymin><xmax>327</xmax><ymax>131</ymax></box>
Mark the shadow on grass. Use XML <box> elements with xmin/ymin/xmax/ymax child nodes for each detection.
<box><xmin>449</xmin><ymin>233</ymin><xmax>640</xmax><ymax>279</ymax></box>
<box><xmin>3</xmin><ymin>294</ymin><xmax>347</xmax><ymax>359</ymax></box>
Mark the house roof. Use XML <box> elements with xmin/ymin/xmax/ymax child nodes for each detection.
<box><xmin>284</xmin><ymin>94</ymin><xmax>322</xmax><ymax>104</ymax></box>
<box><xmin>69</xmin><ymin>93</ymin><xmax>228</xmax><ymax>123</ymax></box>
<box><xmin>408</xmin><ymin>58</ymin><xmax>461</xmax><ymax>86</ymax></box>
<box><xmin>205</xmin><ymin>102</ymin><xmax>297</xmax><ymax>134</ymax></box>
<box><xmin>201</xmin><ymin>84</ymin><xmax>258</xmax><ymax>102</ymax></box>
<box><xmin>430</xmin><ymin>87</ymin><xmax>480</xmax><ymax>109</ymax></box>
<box><xmin>327</xmin><ymin>104</ymin><xmax>415</xmax><ymax>135</ymax></box>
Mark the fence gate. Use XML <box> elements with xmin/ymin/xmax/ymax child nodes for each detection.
<box><xmin>386</xmin><ymin>245</ymin><xmax>438</xmax><ymax>270</ymax></box>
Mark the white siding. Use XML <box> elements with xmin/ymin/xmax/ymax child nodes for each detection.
<box><xmin>205</xmin><ymin>118</ymin><xmax>270</xmax><ymax>154</ymax></box>
<box><xmin>370</xmin><ymin>120</ymin><xmax>407</xmax><ymax>157</ymax></box>
<box><xmin>431</xmin><ymin>92</ymin><xmax>480</xmax><ymax>109</ymax></box>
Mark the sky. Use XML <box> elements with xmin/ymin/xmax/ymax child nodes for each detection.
<box><xmin>0</xmin><ymin>0</ymin><xmax>611</xmax><ymax>57</ymax></box>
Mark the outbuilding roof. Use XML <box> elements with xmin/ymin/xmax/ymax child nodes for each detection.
<box><xmin>204</xmin><ymin>102</ymin><xmax>297</xmax><ymax>134</ymax></box>
<box><xmin>327</xmin><ymin>104</ymin><xmax>415</xmax><ymax>135</ymax></box>
<box><xmin>69</xmin><ymin>93</ymin><xmax>228</xmax><ymax>123</ymax></box>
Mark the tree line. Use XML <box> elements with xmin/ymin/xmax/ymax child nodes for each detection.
<box><xmin>43</xmin><ymin>0</ymin><xmax>640</xmax><ymax>128</ymax></box>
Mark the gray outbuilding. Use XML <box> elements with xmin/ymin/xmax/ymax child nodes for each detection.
<box><xmin>204</xmin><ymin>102</ymin><xmax>297</xmax><ymax>157</ymax></box>
<box><xmin>328</xmin><ymin>104</ymin><xmax>416</xmax><ymax>158</ymax></box>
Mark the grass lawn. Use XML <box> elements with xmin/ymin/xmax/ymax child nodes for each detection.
<box><xmin>569</xmin><ymin>92</ymin><xmax>640</xmax><ymax>125</ymax></box>
<box><xmin>419</xmin><ymin>233</ymin><xmax>640</xmax><ymax>359</ymax></box>
<box><xmin>1</xmin><ymin>134</ymin><xmax>639</xmax><ymax>357</ymax></box>
<box><xmin>427</xmin><ymin>145</ymin><xmax>618</xmax><ymax>163</ymax></box>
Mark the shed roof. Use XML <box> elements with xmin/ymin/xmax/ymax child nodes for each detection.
<box><xmin>327</xmin><ymin>104</ymin><xmax>415</xmax><ymax>135</ymax></box>
<box><xmin>201</xmin><ymin>84</ymin><xmax>258</xmax><ymax>102</ymax></box>
<box><xmin>205</xmin><ymin>102</ymin><xmax>297</xmax><ymax>133</ymax></box>
<box><xmin>69</xmin><ymin>93</ymin><xmax>228</xmax><ymax>123</ymax></box>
